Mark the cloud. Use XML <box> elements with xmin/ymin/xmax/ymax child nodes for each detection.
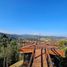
<box><xmin>0</xmin><ymin>29</ymin><xmax>67</xmax><ymax>37</ymax></box>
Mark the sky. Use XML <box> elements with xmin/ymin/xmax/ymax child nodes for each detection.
<box><xmin>0</xmin><ymin>0</ymin><xmax>67</xmax><ymax>36</ymax></box>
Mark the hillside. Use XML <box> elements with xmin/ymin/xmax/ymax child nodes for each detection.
<box><xmin>0</xmin><ymin>32</ymin><xmax>67</xmax><ymax>40</ymax></box>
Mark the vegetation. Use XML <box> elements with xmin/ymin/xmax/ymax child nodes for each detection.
<box><xmin>57</xmin><ymin>40</ymin><xmax>67</xmax><ymax>49</ymax></box>
<box><xmin>0</xmin><ymin>34</ymin><xmax>19</xmax><ymax>67</ymax></box>
<box><xmin>57</xmin><ymin>40</ymin><xmax>67</xmax><ymax>67</ymax></box>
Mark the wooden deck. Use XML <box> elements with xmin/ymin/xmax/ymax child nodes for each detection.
<box><xmin>10</xmin><ymin>42</ymin><xmax>64</xmax><ymax>67</ymax></box>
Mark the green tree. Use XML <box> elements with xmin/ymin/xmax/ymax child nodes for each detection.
<box><xmin>0</xmin><ymin>34</ymin><xmax>11</xmax><ymax>67</ymax></box>
<box><xmin>10</xmin><ymin>40</ymin><xmax>19</xmax><ymax>64</ymax></box>
<box><xmin>58</xmin><ymin>40</ymin><xmax>67</xmax><ymax>49</ymax></box>
<box><xmin>0</xmin><ymin>34</ymin><xmax>20</xmax><ymax>67</ymax></box>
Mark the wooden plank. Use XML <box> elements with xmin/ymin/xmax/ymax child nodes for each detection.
<box><xmin>49</xmin><ymin>50</ymin><xmax>56</xmax><ymax>55</ymax></box>
<box><xmin>32</xmin><ymin>49</ymin><xmax>41</xmax><ymax>67</ymax></box>
<box><xmin>20</xmin><ymin>48</ymin><xmax>34</xmax><ymax>53</ymax></box>
<box><xmin>51</xmin><ymin>48</ymin><xmax>64</xmax><ymax>57</ymax></box>
<box><xmin>42</xmin><ymin>49</ymin><xmax>48</xmax><ymax>67</ymax></box>
<box><xmin>9</xmin><ymin>60</ymin><xmax>23</xmax><ymax>67</ymax></box>
<box><xmin>54</xmin><ymin>49</ymin><xmax>64</xmax><ymax>57</ymax></box>
<box><xmin>46</xmin><ymin>48</ymin><xmax>53</xmax><ymax>67</ymax></box>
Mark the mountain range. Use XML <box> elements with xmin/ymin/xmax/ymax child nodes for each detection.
<box><xmin>0</xmin><ymin>32</ymin><xmax>67</xmax><ymax>40</ymax></box>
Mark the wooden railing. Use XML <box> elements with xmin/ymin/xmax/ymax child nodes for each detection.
<box><xmin>9</xmin><ymin>60</ymin><xmax>23</xmax><ymax>67</ymax></box>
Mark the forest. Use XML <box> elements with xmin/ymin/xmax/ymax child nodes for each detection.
<box><xmin>0</xmin><ymin>33</ymin><xmax>20</xmax><ymax>67</ymax></box>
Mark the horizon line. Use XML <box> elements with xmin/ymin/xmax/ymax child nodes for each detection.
<box><xmin>0</xmin><ymin>31</ymin><xmax>67</xmax><ymax>37</ymax></box>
